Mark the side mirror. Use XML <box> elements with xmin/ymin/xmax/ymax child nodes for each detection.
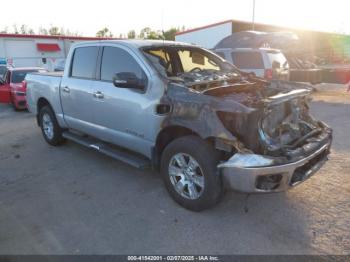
<box><xmin>113</xmin><ymin>72</ymin><xmax>145</xmax><ymax>90</ymax></box>
<box><xmin>272</xmin><ymin>61</ymin><xmax>281</xmax><ymax>69</ymax></box>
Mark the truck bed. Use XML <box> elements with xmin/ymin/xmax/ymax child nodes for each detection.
<box><xmin>30</xmin><ymin>71</ymin><xmax>63</xmax><ymax>77</ymax></box>
<box><xmin>25</xmin><ymin>72</ymin><xmax>63</xmax><ymax>124</ymax></box>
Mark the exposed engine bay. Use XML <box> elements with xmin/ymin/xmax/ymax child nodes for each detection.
<box><xmin>165</xmin><ymin>69</ymin><xmax>332</xmax><ymax>162</ymax></box>
<box><xmin>142</xmin><ymin>44</ymin><xmax>331</xmax><ymax>164</ymax></box>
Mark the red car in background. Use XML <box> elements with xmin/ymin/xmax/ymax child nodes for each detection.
<box><xmin>0</xmin><ymin>67</ymin><xmax>46</xmax><ymax>110</ymax></box>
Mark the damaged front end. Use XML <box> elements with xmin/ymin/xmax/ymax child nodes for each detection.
<box><xmin>165</xmin><ymin>72</ymin><xmax>332</xmax><ymax>193</ymax></box>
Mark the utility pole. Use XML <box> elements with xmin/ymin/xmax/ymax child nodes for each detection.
<box><xmin>252</xmin><ymin>0</ymin><xmax>256</xmax><ymax>30</ymax></box>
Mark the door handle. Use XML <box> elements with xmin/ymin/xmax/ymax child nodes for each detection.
<box><xmin>93</xmin><ymin>91</ymin><xmax>104</xmax><ymax>99</ymax></box>
<box><xmin>62</xmin><ymin>86</ymin><xmax>70</xmax><ymax>93</ymax></box>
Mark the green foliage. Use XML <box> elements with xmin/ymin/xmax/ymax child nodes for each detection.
<box><xmin>162</xmin><ymin>27</ymin><xmax>179</xmax><ymax>41</ymax></box>
<box><xmin>127</xmin><ymin>30</ymin><xmax>136</xmax><ymax>39</ymax></box>
<box><xmin>38</xmin><ymin>27</ymin><xmax>49</xmax><ymax>35</ymax></box>
<box><xmin>96</xmin><ymin>27</ymin><xmax>113</xmax><ymax>37</ymax></box>
<box><xmin>49</xmin><ymin>26</ymin><xmax>60</xmax><ymax>36</ymax></box>
<box><xmin>0</xmin><ymin>23</ymin><xmax>183</xmax><ymax>39</ymax></box>
<box><xmin>133</xmin><ymin>27</ymin><xmax>180</xmax><ymax>40</ymax></box>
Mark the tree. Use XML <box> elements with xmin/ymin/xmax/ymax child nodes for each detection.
<box><xmin>96</xmin><ymin>27</ymin><xmax>113</xmax><ymax>37</ymax></box>
<box><xmin>148</xmin><ymin>30</ymin><xmax>162</xmax><ymax>39</ymax></box>
<box><xmin>127</xmin><ymin>30</ymin><xmax>136</xmax><ymax>39</ymax></box>
<box><xmin>162</xmin><ymin>27</ymin><xmax>179</xmax><ymax>41</ymax></box>
<box><xmin>139</xmin><ymin>27</ymin><xmax>151</xmax><ymax>39</ymax></box>
<box><xmin>20</xmin><ymin>24</ymin><xmax>27</xmax><ymax>34</ymax></box>
<box><xmin>63</xmin><ymin>29</ymin><xmax>81</xmax><ymax>37</ymax></box>
<box><xmin>13</xmin><ymin>24</ymin><xmax>19</xmax><ymax>34</ymax></box>
<box><xmin>139</xmin><ymin>27</ymin><xmax>162</xmax><ymax>40</ymax></box>
<box><xmin>19</xmin><ymin>24</ymin><xmax>35</xmax><ymax>35</ymax></box>
<box><xmin>49</xmin><ymin>26</ymin><xmax>60</xmax><ymax>35</ymax></box>
<box><xmin>38</xmin><ymin>27</ymin><xmax>48</xmax><ymax>35</ymax></box>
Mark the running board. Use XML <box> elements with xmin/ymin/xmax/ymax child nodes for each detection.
<box><xmin>62</xmin><ymin>131</ymin><xmax>150</xmax><ymax>169</ymax></box>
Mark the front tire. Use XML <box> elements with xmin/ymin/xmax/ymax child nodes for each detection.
<box><xmin>39</xmin><ymin>106</ymin><xmax>66</xmax><ymax>146</ymax></box>
<box><xmin>160</xmin><ymin>136</ymin><xmax>223</xmax><ymax>211</ymax></box>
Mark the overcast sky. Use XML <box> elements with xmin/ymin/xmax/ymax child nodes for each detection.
<box><xmin>0</xmin><ymin>0</ymin><xmax>348</xmax><ymax>36</ymax></box>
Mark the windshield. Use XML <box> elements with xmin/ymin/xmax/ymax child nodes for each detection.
<box><xmin>142</xmin><ymin>46</ymin><xmax>235</xmax><ymax>77</ymax></box>
<box><xmin>11</xmin><ymin>70</ymin><xmax>39</xmax><ymax>83</ymax></box>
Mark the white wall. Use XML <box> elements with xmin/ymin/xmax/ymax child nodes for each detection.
<box><xmin>175</xmin><ymin>22</ymin><xmax>232</xmax><ymax>49</ymax></box>
<box><xmin>0</xmin><ymin>37</ymin><xmax>84</xmax><ymax>70</ymax></box>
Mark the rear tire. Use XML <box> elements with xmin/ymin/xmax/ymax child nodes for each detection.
<box><xmin>160</xmin><ymin>136</ymin><xmax>223</xmax><ymax>211</ymax></box>
<box><xmin>39</xmin><ymin>105</ymin><xmax>66</xmax><ymax>146</ymax></box>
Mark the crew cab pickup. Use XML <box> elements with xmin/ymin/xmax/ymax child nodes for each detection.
<box><xmin>26</xmin><ymin>40</ymin><xmax>332</xmax><ymax>211</ymax></box>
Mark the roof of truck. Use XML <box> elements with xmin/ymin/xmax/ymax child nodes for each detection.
<box><xmin>74</xmin><ymin>39</ymin><xmax>197</xmax><ymax>48</ymax></box>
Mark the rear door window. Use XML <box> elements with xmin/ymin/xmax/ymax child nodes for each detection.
<box><xmin>231</xmin><ymin>51</ymin><xmax>264</xmax><ymax>69</ymax></box>
<box><xmin>71</xmin><ymin>47</ymin><xmax>99</xmax><ymax>79</ymax></box>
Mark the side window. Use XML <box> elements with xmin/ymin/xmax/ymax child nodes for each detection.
<box><xmin>100</xmin><ymin>46</ymin><xmax>145</xmax><ymax>82</ymax></box>
<box><xmin>231</xmin><ymin>51</ymin><xmax>264</xmax><ymax>69</ymax></box>
<box><xmin>71</xmin><ymin>47</ymin><xmax>99</xmax><ymax>79</ymax></box>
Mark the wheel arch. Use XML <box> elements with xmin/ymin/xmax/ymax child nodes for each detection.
<box><xmin>153</xmin><ymin>125</ymin><xmax>214</xmax><ymax>169</ymax></box>
<box><xmin>36</xmin><ymin>97</ymin><xmax>53</xmax><ymax>126</ymax></box>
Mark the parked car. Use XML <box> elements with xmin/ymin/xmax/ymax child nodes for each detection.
<box><xmin>26</xmin><ymin>40</ymin><xmax>332</xmax><ymax>211</ymax></box>
<box><xmin>214</xmin><ymin>47</ymin><xmax>290</xmax><ymax>81</ymax></box>
<box><xmin>0</xmin><ymin>67</ymin><xmax>46</xmax><ymax>110</ymax></box>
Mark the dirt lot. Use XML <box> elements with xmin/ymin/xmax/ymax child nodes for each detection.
<box><xmin>0</xmin><ymin>84</ymin><xmax>349</xmax><ymax>255</ymax></box>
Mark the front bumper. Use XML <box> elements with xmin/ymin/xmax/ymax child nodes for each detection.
<box><xmin>218</xmin><ymin>138</ymin><xmax>331</xmax><ymax>193</ymax></box>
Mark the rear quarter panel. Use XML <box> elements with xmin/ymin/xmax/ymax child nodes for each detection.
<box><xmin>26</xmin><ymin>73</ymin><xmax>67</xmax><ymax>128</ymax></box>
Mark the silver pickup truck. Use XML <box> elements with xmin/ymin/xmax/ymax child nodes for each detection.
<box><xmin>26</xmin><ymin>40</ymin><xmax>332</xmax><ymax>211</ymax></box>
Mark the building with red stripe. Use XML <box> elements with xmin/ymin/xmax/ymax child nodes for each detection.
<box><xmin>0</xmin><ymin>34</ymin><xmax>116</xmax><ymax>70</ymax></box>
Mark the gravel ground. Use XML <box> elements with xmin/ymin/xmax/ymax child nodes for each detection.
<box><xmin>0</xmin><ymin>84</ymin><xmax>349</xmax><ymax>255</ymax></box>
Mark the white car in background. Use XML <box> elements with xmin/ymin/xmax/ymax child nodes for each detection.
<box><xmin>214</xmin><ymin>47</ymin><xmax>290</xmax><ymax>81</ymax></box>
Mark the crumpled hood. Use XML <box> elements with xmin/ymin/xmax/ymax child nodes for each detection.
<box><xmin>172</xmin><ymin>69</ymin><xmax>312</xmax><ymax>106</ymax></box>
<box><xmin>163</xmin><ymin>76</ymin><xmax>326</xmax><ymax>159</ymax></box>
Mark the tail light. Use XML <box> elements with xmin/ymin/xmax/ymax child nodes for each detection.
<box><xmin>22</xmin><ymin>80</ymin><xmax>27</xmax><ymax>90</ymax></box>
<box><xmin>264</xmin><ymin>69</ymin><xmax>273</xmax><ymax>80</ymax></box>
